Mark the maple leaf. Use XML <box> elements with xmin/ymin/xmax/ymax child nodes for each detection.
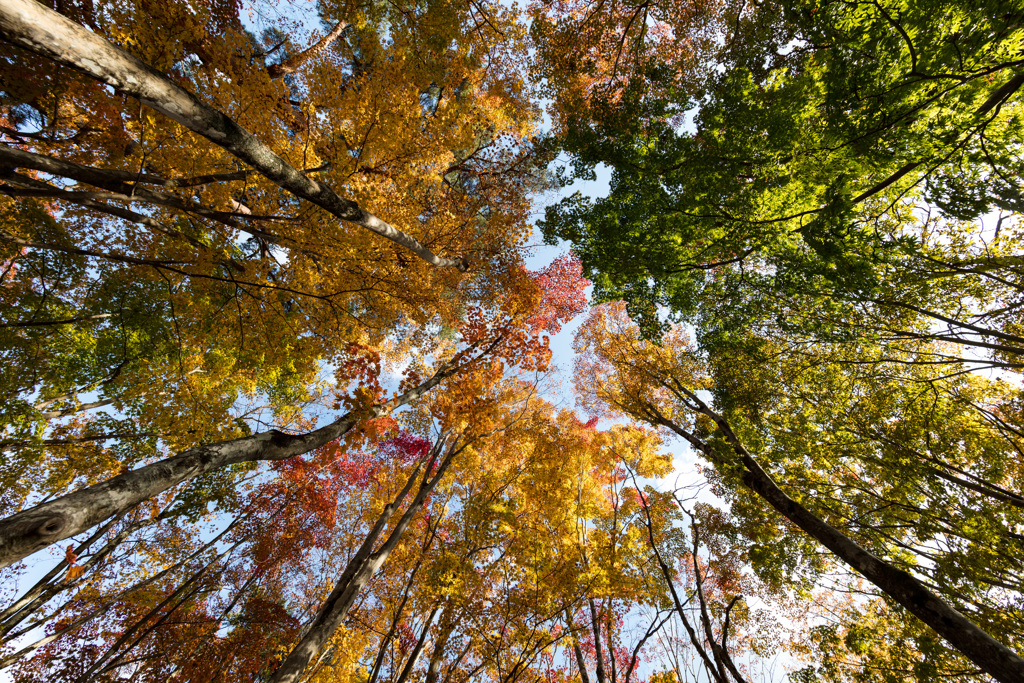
<box><xmin>528</xmin><ymin>252</ymin><xmax>591</xmax><ymax>334</ymax></box>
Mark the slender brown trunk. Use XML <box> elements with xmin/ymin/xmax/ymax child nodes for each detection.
<box><xmin>0</xmin><ymin>145</ymin><xmax>302</xmax><ymax>250</ymax></box>
<box><xmin>588</xmin><ymin>598</ymin><xmax>607</xmax><ymax>683</ymax></box>
<box><xmin>631</xmin><ymin>473</ymin><xmax>726</xmax><ymax>683</ymax></box>
<box><xmin>367</xmin><ymin>558</ymin><xmax>427</xmax><ymax>683</ymax></box>
<box><xmin>652</xmin><ymin>386</ymin><xmax>1024</xmax><ymax>683</ymax></box>
<box><xmin>687</xmin><ymin>521</ymin><xmax>746</xmax><ymax>683</ymax></box>
<box><xmin>426</xmin><ymin>610</ymin><xmax>460</xmax><ymax>683</ymax></box>
<box><xmin>0</xmin><ymin>520</ymin><xmax>240</xmax><ymax>670</ymax></box>
<box><xmin>394</xmin><ymin>606</ymin><xmax>440</xmax><ymax>683</ymax></box>
<box><xmin>268</xmin><ymin>438</ymin><xmax>463</xmax><ymax>683</ymax></box>
<box><xmin>77</xmin><ymin>542</ymin><xmax>234</xmax><ymax>681</ymax></box>
<box><xmin>564</xmin><ymin>607</ymin><xmax>592</xmax><ymax>683</ymax></box>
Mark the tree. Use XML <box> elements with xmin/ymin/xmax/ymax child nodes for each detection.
<box><xmin>0</xmin><ymin>306</ymin><xmax>600</xmax><ymax>680</ymax></box>
<box><xmin>0</xmin><ymin>0</ymin><xmax>604</xmax><ymax>678</ymax></box>
<box><xmin>0</xmin><ymin>0</ymin><xmax>558</xmax><ymax>541</ymax></box>
<box><xmin>631</xmin><ymin>484</ymin><xmax>784</xmax><ymax>683</ymax></box>
<box><xmin>537</xmin><ymin>0</ymin><xmax>1024</xmax><ymax>337</ymax></box>
<box><xmin>529</xmin><ymin>0</ymin><xmax>1024</xmax><ymax>678</ymax></box>
<box><xmin>0</xmin><ymin>0</ymin><xmax>548</xmax><ymax>464</ymax></box>
<box><xmin>573</xmin><ymin>302</ymin><xmax>1024</xmax><ymax>682</ymax></box>
<box><xmin>9</xmin><ymin>0</ymin><xmax>1024</xmax><ymax>678</ymax></box>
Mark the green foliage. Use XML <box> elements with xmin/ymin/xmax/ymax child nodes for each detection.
<box><xmin>540</xmin><ymin>0</ymin><xmax>1024</xmax><ymax>339</ymax></box>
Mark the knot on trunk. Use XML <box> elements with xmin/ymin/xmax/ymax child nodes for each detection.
<box><xmin>36</xmin><ymin>514</ymin><xmax>68</xmax><ymax>539</ymax></box>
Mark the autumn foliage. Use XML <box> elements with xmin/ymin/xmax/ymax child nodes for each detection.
<box><xmin>2</xmin><ymin>0</ymin><xmax>1024</xmax><ymax>681</ymax></box>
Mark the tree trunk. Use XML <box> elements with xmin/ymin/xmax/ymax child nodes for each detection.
<box><xmin>0</xmin><ymin>0</ymin><xmax>468</xmax><ymax>271</ymax></box>
<box><xmin>564</xmin><ymin>607</ymin><xmax>592</xmax><ymax>683</ymax></box>
<box><xmin>268</xmin><ymin>438</ymin><xmax>463</xmax><ymax>683</ymax></box>
<box><xmin>394</xmin><ymin>605</ymin><xmax>440</xmax><ymax>683</ymax></box>
<box><xmin>654</xmin><ymin>387</ymin><xmax>1024</xmax><ymax>683</ymax></box>
<box><xmin>425</xmin><ymin>608</ymin><xmax>458</xmax><ymax>683</ymax></box>
<box><xmin>0</xmin><ymin>356</ymin><xmax>464</xmax><ymax>569</ymax></box>
<box><xmin>588</xmin><ymin>598</ymin><xmax>607</xmax><ymax>683</ymax></box>
<box><xmin>367</xmin><ymin>556</ymin><xmax>428</xmax><ymax>683</ymax></box>
<box><xmin>632</xmin><ymin>485</ymin><xmax>727</xmax><ymax>683</ymax></box>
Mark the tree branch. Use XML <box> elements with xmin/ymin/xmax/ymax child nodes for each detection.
<box><xmin>0</xmin><ymin>0</ymin><xmax>468</xmax><ymax>271</ymax></box>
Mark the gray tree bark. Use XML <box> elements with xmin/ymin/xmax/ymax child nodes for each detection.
<box><xmin>0</xmin><ymin>355</ymin><xmax>466</xmax><ymax>569</ymax></box>
<box><xmin>0</xmin><ymin>0</ymin><xmax>468</xmax><ymax>271</ymax></box>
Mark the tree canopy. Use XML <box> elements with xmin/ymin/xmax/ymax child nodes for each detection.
<box><xmin>1</xmin><ymin>0</ymin><xmax>1023</xmax><ymax>681</ymax></box>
